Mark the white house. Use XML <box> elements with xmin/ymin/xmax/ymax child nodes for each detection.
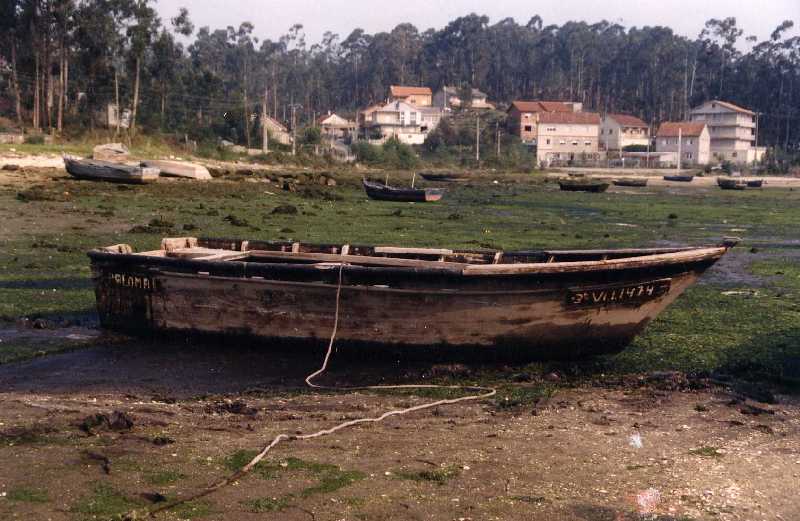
<box><xmin>600</xmin><ymin>113</ymin><xmax>650</xmax><ymax>151</ymax></box>
<box><xmin>689</xmin><ymin>100</ymin><xmax>765</xmax><ymax>164</ymax></box>
<box><xmin>361</xmin><ymin>100</ymin><xmax>442</xmax><ymax>145</ymax></box>
<box><xmin>655</xmin><ymin>122</ymin><xmax>710</xmax><ymax>165</ymax></box>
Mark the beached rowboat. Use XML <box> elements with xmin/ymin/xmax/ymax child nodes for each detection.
<box><xmin>64</xmin><ymin>156</ymin><xmax>159</xmax><ymax>184</ymax></box>
<box><xmin>746</xmin><ymin>179</ymin><xmax>764</xmax><ymax>188</ymax></box>
<box><xmin>558</xmin><ymin>179</ymin><xmax>610</xmax><ymax>193</ymax></box>
<box><xmin>363</xmin><ymin>179</ymin><xmax>444</xmax><ymax>202</ymax></box>
<box><xmin>88</xmin><ymin>236</ymin><xmax>736</xmax><ymax>359</ymax></box>
<box><xmin>663</xmin><ymin>175</ymin><xmax>694</xmax><ymax>182</ymax></box>
<box><xmin>613</xmin><ymin>178</ymin><xmax>649</xmax><ymax>187</ymax></box>
<box><xmin>717</xmin><ymin>177</ymin><xmax>747</xmax><ymax>190</ymax></box>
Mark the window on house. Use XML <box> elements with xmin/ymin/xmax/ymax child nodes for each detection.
<box><xmin>546</xmin><ymin>127</ymin><xmax>556</xmax><ymax>132</ymax></box>
<box><xmin>572</xmin><ymin>140</ymin><xmax>578</xmax><ymax>146</ymax></box>
<box><xmin>732</xmin><ymin>152</ymin><xmax>738</xmax><ymax>158</ymax></box>
<box><xmin>546</xmin><ymin>139</ymin><xmax>551</xmax><ymax>145</ymax></box>
<box><xmin>685</xmin><ymin>152</ymin><xmax>693</xmax><ymax>159</ymax></box>
<box><xmin>524</xmin><ymin>125</ymin><xmax>532</xmax><ymax>132</ymax></box>
<box><xmin>559</xmin><ymin>140</ymin><xmax>566</xmax><ymax>145</ymax></box>
<box><xmin>584</xmin><ymin>140</ymin><xmax>592</xmax><ymax>145</ymax></box>
<box><xmin>688</xmin><ymin>139</ymin><xmax>693</xmax><ymax>145</ymax></box>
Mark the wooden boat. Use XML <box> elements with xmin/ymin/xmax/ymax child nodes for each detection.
<box><xmin>87</xmin><ymin>236</ymin><xmax>737</xmax><ymax>359</ymax></box>
<box><xmin>663</xmin><ymin>175</ymin><xmax>694</xmax><ymax>182</ymax></box>
<box><xmin>717</xmin><ymin>177</ymin><xmax>747</xmax><ymax>190</ymax></box>
<box><xmin>363</xmin><ymin>179</ymin><xmax>444</xmax><ymax>202</ymax></box>
<box><xmin>746</xmin><ymin>179</ymin><xmax>764</xmax><ymax>188</ymax></box>
<box><xmin>613</xmin><ymin>178</ymin><xmax>649</xmax><ymax>187</ymax></box>
<box><xmin>64</xmin><ymin>156</ymin><xmax>159</xmax><ymax>184</ymax></box>
<box><xmin>419</xmin><ymin>171</ymin><xmax>471</xmax><ymax>182</ymax></box>
<box><xmin>140</xmin><ymin>160</ymin><xmax>211</xmax><ymax>180</ymax></box>
<box><xmin>558</xmin><ymin>179</ymin><xmax>610</xmax><ymax>193</ymax></box>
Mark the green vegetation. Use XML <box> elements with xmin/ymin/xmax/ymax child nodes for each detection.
<box><xmin>244</xmin><ymin>495</ymin><xmax>293</xmax><ymax>513</ymax></box>
<box><xmin>494</xmin><ymin>385</ymin><xmax>554</xmax><ymax>410</ymax></box>
<box><xmin>170</xmin><ymin>499</ymin><xmax>214</xmax><ymax>519</ymax></box>
<box><xmin>395</xmin><ymin>465</ymin><xmax>461</xmax><ymax>485</ymax></box>
<box><xmin>6</xmin><ymin>487</ymin><xmax>49</xmax><ymax>503</ymax></box>
<box><xmin>689</xmin><ymin>446</ymin><xmax>724</xmax><ymax>458</ymax></box>
<box><xmin>71</xmin><ymin>483</ymin><xmax>143</xmax><ymax>519</ymax></box>
<box><xmin>145</xmin><ymin>470</ymin><xmax>186</xmax><ymax>486</ymax></box>
<box><xmin>225</xmin><ymin>450</ymin><xmax>365</xmax><ymax>504</ymax></box>
<box><xmin>1</xmin><ymin>170</ymin><xmax>800</xmax><ymax>385</ymax></box>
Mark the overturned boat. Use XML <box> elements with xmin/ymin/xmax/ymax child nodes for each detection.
<box><xmin>363</xmin><ymin>179</ymin><xmax>444</xmax><ymax>202</ymax></box>
<box><xmin>88</xmin><ymin>236</ymin><xmax>737</xmax><ymax>359</ymax></box>
<box><xmin>64</xmin><ymin>156</ymin><xmax>159</xmax><ymax>184</ymax></box>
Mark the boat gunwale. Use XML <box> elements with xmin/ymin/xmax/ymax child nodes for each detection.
<box><xmin>88</xmin><ymin>245</ymin><xmax>729</xmax><ymax>277</ymax></box>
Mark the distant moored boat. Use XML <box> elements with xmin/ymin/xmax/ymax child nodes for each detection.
<box><xmin>64</xmin><ymin>156</ymin><xmax>159</xmax><ymax>184</ymax></box>
<box><xmin>363</xmin><ymin>179</ymin><xmax>444</xmax><ymax>202</ymax></box>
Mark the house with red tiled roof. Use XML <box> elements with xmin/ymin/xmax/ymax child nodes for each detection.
<box><xmin>689</xmin><ymin>100</ymin><xmax>765</xmax><ymax>164</ymax></box>
<box><xmin>506</xmin><ymin>100</ymin><xmax>584</xmax><ymax>143</ymax></box>
<box><xmin>656</xmin><ymin>122</ymin><xmax>710</xmax><ymax>165</ymax></box>
<box><xmin>389</xmin><ymin>85</ymin><xmax>433</xmax><ymax>107</ymax></box>
<box><xmin>600</xmin><ymin>113</ymin><xmax>650</xmax><ymax>151</ymax></box>
<box><xmin>535</xmin><ymin>111</ymin><xmax>602</xmax><ymax>165</ymax></box>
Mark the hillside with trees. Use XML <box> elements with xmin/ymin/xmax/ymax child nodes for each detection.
<box><xmin>1</xmin><ymin>2</ymin><xmax>798</xmax><ymax>153</ymax></box>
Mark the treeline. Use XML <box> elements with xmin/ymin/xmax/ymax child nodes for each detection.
<box><xmin>1</xmin><ymin>2</ymin><xmax>798</xmax><ymax>149</ymax></box>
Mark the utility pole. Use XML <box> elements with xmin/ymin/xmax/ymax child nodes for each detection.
<box><xmin>290</xmin><ymin>104</ymin><xmax>302</xmax><ymax>156</ymax></box>
<box><xmin>261</xmin><ymin>87</ymin><xmax>269</xmax><ymax>154</ymax></box>
<box><xmin>475</xmin><ymin>115</ymin><xmax>480</xmax><ymax>162</ymax></box>
<box><xmin>496</xmin><ymin>121</ymin><xmax>500</xmax><ymax>157</ymax></box>
<box><xmin>677</xmin><ymin>127</ymin><xmax>682</xmax><ymax>173</ymax></box>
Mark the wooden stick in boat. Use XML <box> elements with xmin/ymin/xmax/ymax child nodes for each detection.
<box><xmin>411</xmin><ymin>173</ymin><xmax>416</xmax><ymax>189</ymax></box>
<box><xmin>246</xmin><ymin>249</ymin><xmax>467</xmax><ymax>270</ymax></box>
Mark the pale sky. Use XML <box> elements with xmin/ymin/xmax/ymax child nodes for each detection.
<box><xmin>156</xmin><ymin>0</ymin><xmax>799</xmax><ymax>47</ymax></box>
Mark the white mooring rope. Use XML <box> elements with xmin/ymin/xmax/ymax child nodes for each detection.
<box><xmin>137</xmin><ymin>263</ymin><xmax>496</xmax><ymax>519</ymax></box>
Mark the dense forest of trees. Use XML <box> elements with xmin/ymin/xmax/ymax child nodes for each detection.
<box><xmin>1</xmin><ymin>1</ymin><xmax>798</xmax><ymax>150</ymax></box>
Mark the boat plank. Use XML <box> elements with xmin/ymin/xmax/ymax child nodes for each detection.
<box><xmin>246</xmin><ymin>249</ymin><xmax>468</xmax><ymax>271</ymax></box>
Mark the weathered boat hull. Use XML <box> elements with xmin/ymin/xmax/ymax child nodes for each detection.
<box><xmin>663</xmin><ymin>175</ymin><xmax>694</xmax><ymax>182</ymax></box>
<box><xmin>613</xmin><ymin>178</ymin><xmax>649</xmax><ymax>187</ymax></box>
<box><xmin>64</xmin><ymin>157</ymin><xmax>159</xmax><ymax>184</ymax></box>
<box><xmin>363</xmin><ymin>179</ymin><xmax>444</xmax><ymax>202</ymax></box>
<box><xmin>141</xmin><ymin>160</ymin><xmax>212</xmax><ymax>180</ymax></box>
<box><xmin>558</xmin><ymin>181</ymin><xmax>610</xmax><ymax>193</ymax></box>
<box><xmin>746</xmin><ymin>180</ymin><xmax>764</xmax><ymax>188</ymax></box>
<box><xmin>718</xmin><ymin>178</ymin><xmax>747</xmax><ymax>190</ymax></box>
<box><xmin>88</xmin><ymin>238</ymin><xmax>730</xmax><ymax>359</ymax></box>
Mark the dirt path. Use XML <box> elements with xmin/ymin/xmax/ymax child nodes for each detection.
<box><xmin>0</xmin><ymin>345</ymin><xmax>798</xmax><ymax>520</ymax></box>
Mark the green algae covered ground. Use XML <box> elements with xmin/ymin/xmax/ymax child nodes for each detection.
<box><xmin>1</xmin><ymin>167</ymin><xmax>799</xmax><ymax>382</ymax></box>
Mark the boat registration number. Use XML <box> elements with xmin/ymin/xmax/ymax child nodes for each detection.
<box><xmin>566</xmin><ymin>279</ymin><xmax>671</xmax><ymax>308</ymax></box>
<box><xmin>108</xmin><ymin>272</ymin><xmax>155</xmax><ymax>291</ymax></box>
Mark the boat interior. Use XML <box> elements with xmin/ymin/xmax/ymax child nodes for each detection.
<box><xmin>96</xmin><ymin>237</ymin><xmax>729</xmax><ymax>270</ymax></box>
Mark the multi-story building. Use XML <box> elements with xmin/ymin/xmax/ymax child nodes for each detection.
<box><xmin>388</xmin><ymin>86</ymin><xmax>433</xmax><ymax>107</ymax></box>
<box><xmin>361</xmin><ymin>100</ymin><xmax>442</xmax><ymax>145</ymax></box>
<box><xmin>506</xmin><ymin>100</ymin><xmax>583</xmax><ymax>143</ymax></box>
<box><xmin>535</xmin><ymin>112</ymin><xmax>601</xmax><ymax>164</ymax></box>
<box><xmin>655</xmin><ymin>122</ymin><xmax>710</xmax><ymax>165</ymax></box>
<box><xmin>689</xmin><ymin>100</ymin><xmax>765</xmax><ymax>164</ymax></box>
<box><xmin>600</xmin><ymin>114</ymin><xmax>650</xmax><ymax>151</ymax></box>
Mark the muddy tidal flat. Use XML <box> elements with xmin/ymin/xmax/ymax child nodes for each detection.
<box><xmin>1</xmin><ymin>165</ymin><xmax>799</xmax><ymax>520</ymax></box>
